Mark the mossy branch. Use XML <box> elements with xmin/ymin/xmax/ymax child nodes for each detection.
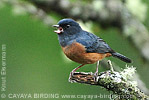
<box><xmin>2</xmin><ymin>1</ymin><xmax>148</xmax><ymax>98</ymax></box>
<box><xmin>69</xmin><ymin>63</ymin><xmax>149</xmax><ymax>100</ymax></box>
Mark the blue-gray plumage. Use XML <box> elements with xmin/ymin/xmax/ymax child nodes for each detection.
<box><xmin>53</xmin><ymin>19</ymin><xmax>132</xmax><ymax>76</ymax></box>
<box><xmin>57</xmin><ymin>19</ymin><xmax>113</xmax><ymax>53</ymax></box>
<box><xmin>76</xmin><ymin>31</ymin><xmax>114</xmax><ymax>54</ymax></box>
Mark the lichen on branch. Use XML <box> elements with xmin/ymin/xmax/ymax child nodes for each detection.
<box><xmin>69</xmin><ymin>65</ymin><xmax>149</xmax><ymax>100</ymax></box>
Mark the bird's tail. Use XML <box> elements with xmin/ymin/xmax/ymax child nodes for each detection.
<box><xmin>111</xmin><ymin>52</ymin><xmax>132</xmax><ymax>63</ymax></box>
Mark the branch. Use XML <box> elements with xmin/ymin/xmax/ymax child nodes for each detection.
<box><xmin>100</xmin><ymin>59</ymin><xmax>149</xmax><ymax>95</ymax></box>
<box><xmin>2</xmin><ymin>0</ymin><xmax>149</xmax><ymax>97</ymax></box>
<box><xmin>69</xmin><ymin>63</ymin><xmax>149</xmax><ymax>100</ymax></box>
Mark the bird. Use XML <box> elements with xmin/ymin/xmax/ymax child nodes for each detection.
<box><xmin>53</xmin><ymin>18</ymin><xmax>132</xmax><ymax>79</ymax></box>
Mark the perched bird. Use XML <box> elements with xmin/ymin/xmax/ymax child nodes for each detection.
<box><xmin>53</xmin><ymin>19</ymin><xmax>131</xmax><ymax>78</ymax></box>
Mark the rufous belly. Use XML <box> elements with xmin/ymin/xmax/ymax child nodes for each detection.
<box><xmin>62</xmin><ymin>42</ymin><xmax>111</xmax><ymax>64</ymax></box>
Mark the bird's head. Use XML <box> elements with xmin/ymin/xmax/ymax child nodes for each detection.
<box><xmin>53</xmin><ymin>19</ymin><xmax>82</xmax><ymax>35</ymax></box>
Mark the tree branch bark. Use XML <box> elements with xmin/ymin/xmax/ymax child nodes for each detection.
<box><xmin>2</xmin><ymin>0</ymin><xmax>149</xmax><ymax>98</ymax></box>
<box><xmin>70</xmin><ymin>71</ymin><xmax>149</xmax><ymax>100</ymax></box>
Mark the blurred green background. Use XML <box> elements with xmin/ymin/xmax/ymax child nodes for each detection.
<box><xmin>0</xmin><ymin>0</ymin><xmax>149</xmax><ymax>100</ymax></box>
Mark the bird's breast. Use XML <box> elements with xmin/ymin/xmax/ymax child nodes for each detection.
<box><xmin>62</xmin><ymin>42</ymin><xmax>110</xmax><ymax>64</ymax></box>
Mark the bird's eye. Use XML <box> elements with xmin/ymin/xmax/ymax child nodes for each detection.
<box><xmin>66</xmin><ymin>25</ymin><xmax>70</xmax><ymax>28</ymax></box>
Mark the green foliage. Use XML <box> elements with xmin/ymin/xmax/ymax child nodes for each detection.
<box><xmin>0</xmin><ymin>6</ymin><xmax>110</xmax><ymax>100</ymax></box>
<box><xmin>0</xmin><ymin>1</ymin><xmax>149</xmax><ymax>99</ymax></box>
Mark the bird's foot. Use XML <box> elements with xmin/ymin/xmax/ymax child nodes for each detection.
<box><xmin>93</xmin><ymin>60</ymin><xmax>99</xmax><ymax>82</ymax></box>
<box><xmin>68</xmin><ymin>64</ymin><xmax>85</xmax><ymax>82</ymax></box>
<box><xmin>93</xmin><ymin>72</ymin><xmax>98</xmax><ymax>82</ymax></box>
<box><xmin>68</xmin><ymin>71</ymin><xmax>74</xmax><ymax>82</ymax></box>
<box><xmin>107</xmin><ymin>60</ymin><xmax>114</xmax><ymax>73</ymax></box>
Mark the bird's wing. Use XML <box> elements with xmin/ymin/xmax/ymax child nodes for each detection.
<box><xmin>76</xmin><ymin>31</ymin><xmax>114</xmax><ymax>53</ymax></box>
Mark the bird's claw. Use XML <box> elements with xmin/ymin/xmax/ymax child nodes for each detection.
<box><xmin>68</xmin><ymin>71</ymin><xmax>74</xmax><ymax>82</ymax></box>
<box><xmin>93</xmin><ymin>72</ymin><xmax>98</xmax><ymax>82</ymax></box>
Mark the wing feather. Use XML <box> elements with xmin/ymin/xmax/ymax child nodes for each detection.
<box><xmin>76</xmin><ymin>31</ymin><xmax>114</xmax><ymax>53</ymax></box>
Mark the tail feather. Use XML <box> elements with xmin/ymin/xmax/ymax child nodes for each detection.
<box><xmin>112</xmin><ymin>52</ymin><xmax>132</xmax><ymax>63</ymax></box>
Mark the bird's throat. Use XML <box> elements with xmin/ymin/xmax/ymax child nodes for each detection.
<box><xmin>58</xmin><ymin>34</ymin><xmax>77</xmax><ymax>47</ymax></box>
